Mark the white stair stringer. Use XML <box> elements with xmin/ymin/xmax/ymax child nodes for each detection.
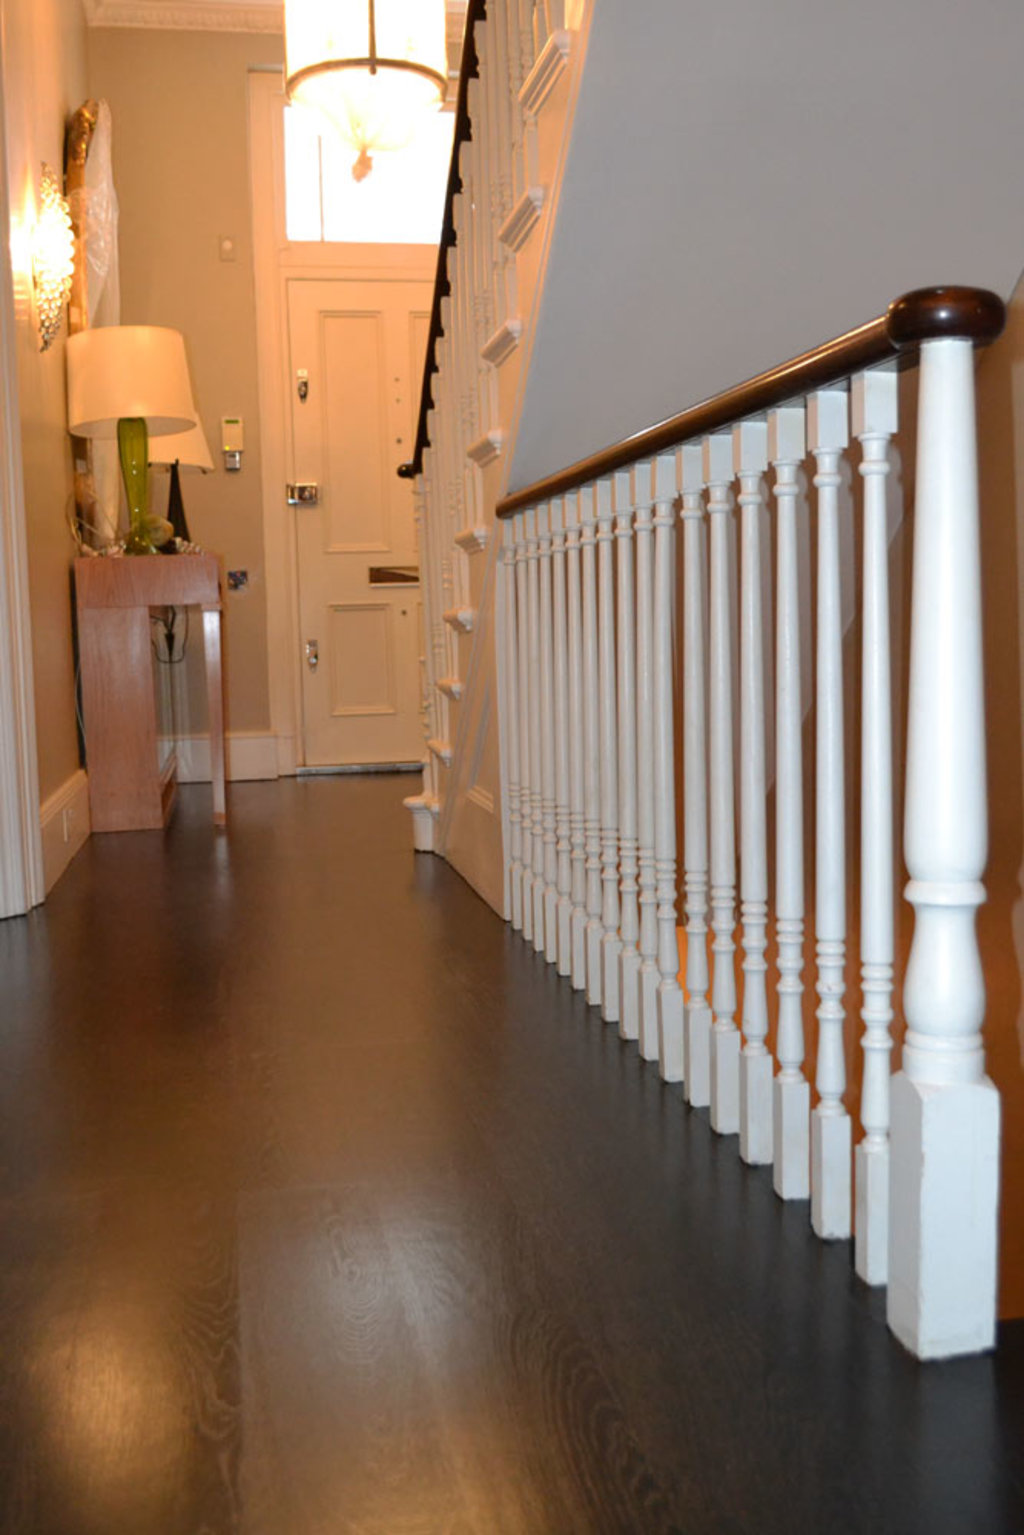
<box><xmin>416</xmin><ymin>3</ymin><xmax>596</xmax><ymax>915</ymax></box>
<box><xmin>437</xmin><ymin>530</ymin><xmax>504</xmax><ymax>913</ymax></box>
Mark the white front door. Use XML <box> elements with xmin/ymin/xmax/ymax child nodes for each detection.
<box><xmin>287</xmin><ymin>275</ymin><xmax>432</xmax><ymax>767</ymax></box>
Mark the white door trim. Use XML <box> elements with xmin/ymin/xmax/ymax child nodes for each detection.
<box><xmin>247</xmin><ymin>67</ymin><xmax>444</xmax><ymax>774</ymax></box>
<box><xmin>0</xmin><ymin>49</ymin><xmax>44</xmax><ymax>917</ymax></box>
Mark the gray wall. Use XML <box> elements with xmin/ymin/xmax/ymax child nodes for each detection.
<box><xmin>511</xmin><ymin>0</ymin><xmax>1024</xmax><ymax>489</ymax></box>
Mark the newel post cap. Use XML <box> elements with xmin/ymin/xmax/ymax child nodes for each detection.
<box><xmin>886</xmin><ymin>286</ymin><xmax>1005</xmax><ymax>349</ymax></box>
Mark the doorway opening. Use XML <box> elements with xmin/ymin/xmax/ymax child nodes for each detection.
<box><xmin>249</xmin><ymin>70</ymin><xmax>448</xmax><ymax>773</ymax></box>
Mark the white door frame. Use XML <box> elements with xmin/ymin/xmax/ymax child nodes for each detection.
<box><xmin>0</xmin><ymin>52</ymin><xmax>44</xmax><ymax>917</ymax></box>
<box><xmin>247</xmin><ymin>67</ymin><xmax>438</xmax><ymax>774</ymax></box>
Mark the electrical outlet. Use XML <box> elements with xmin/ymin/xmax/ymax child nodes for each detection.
<box><xmin>227</xmin><ymin>569</ymin><xmax>248</xmax><ymax>592</ymax></box>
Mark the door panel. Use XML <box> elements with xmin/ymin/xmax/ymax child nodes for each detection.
<box><xmin>322</xmin><ymin>312</ymin><xmax>389</xmax><ymax>552</ymax></box>
<box><xmin>288</xmin><ymin>276</ymin><xmax>432</xmax><ymax>766</ymax></box>
<box><xmin>327</xmin><ymin>604</ymin><xmax>395</xmax><ymax>716</ymax></box>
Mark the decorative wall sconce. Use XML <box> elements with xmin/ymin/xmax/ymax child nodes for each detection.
<box><xmin>33</xmin><ymin>163</ymin><xmax>74</xmax><ymax>352</ymax></box>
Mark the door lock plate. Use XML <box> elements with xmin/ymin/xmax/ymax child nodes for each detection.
<box><xmin>288</xmin><ymin>483</ymin><xmax>319</xmax><ymax>506</ymax></box>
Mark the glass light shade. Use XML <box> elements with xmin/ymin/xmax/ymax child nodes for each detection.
<box><xmin>33</xmin><ymin>164</ymin><xmax>74</xmax><ymax>352</ymax></box>
<box><xmin>285</xmin><ymin>0</ymin><xmax>446</xmax><ymax>158</ymax></box>
<box><xmin>148</xmin><ymin>419</ymin><xmax>214</xmax><ymax>472</ymax></box>
<box><xmin>66</xmin><ymin>326</ymin><xmax>197</xmax><ymax>439</ymax></box>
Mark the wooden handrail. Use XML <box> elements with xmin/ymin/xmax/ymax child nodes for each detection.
<box><xmin>495</xmin><ymin>286</ymin><xmax>1004</xmax><ymax>517</ymax></box>
<box><xmin>398</xmin><ymin>0</ymin><xmax>487</xmax><ymax>484</ymax></box>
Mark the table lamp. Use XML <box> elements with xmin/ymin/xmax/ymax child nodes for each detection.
<box><xmin>67</xmin><ymin>326</ymin><xmax>197</xmax><ymax>553</ymax></box>
<box><xmin>148</xmin><ymin>420</ymin><xmax>214</xmax><ymax>548</ymax></box>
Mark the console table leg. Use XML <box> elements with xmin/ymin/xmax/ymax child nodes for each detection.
<box><xmin>203</xmin><ymin>605</ymin><xmax>227</xmax><ymax>826</ymax></box>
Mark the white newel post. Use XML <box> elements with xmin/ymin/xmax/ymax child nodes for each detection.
<box><xmin>614</xmin><ymin>469</ymin><xmax>641</xmax><ymax>1041</ymax></box>
<box><xmin>681</xmin><ymin>444</ymin><xmax>711</xmax><ymax>1105</ymax></box>
<box><xmin>809</xmin><ymin>387</ymin><xmax>852</xmax><ymax>1240</ymax></box>
<box><xmin>538</xmin><ymin>502</ymin><xmax>559</xmax><ymax>962</ymax></box>
<box><xmin>596</xmin><ymin>478</ymin><xmax>622</xmax><ymax>1022</ymax></box>
<box><xmin>705</xmin><ymin>433</ymin><xmax>740</xmax><ymax>1133</ymax></box>
<box><xmin>888</xmin><ymin>335</ymin><xmax>1000</xmax><ymax>1359</ymax></box>
<box><xmin>653</xmin><ymin>452</ymin><xmax>684</xmax><ymax>1081</ymax></box>
<box><xmin>527</xmin><ymin>506</ymin><xmax>545</xmax><ymax>949</ymax></box>
<box><xmin>504</xmin><ymin>518</ymin><xmax>524</xmax><ymax>927</ymax></box>
<box><xmin>516</xmin><ymin>511</ymin><xmax>534</xmax><ymax>941</ymax></box>
<box><xmin>769</xmin><ymin>405</ymin><xmax>810</xmax><ymax>1199</ymax></box>
<box><xmin>852</xmin><ymin>365</ymin><xmax>897</xmax><ymax>1285</ymax></box>
<box><xmin>566</xmin><ymin>491</ymin><xmax>588</xmax><ymax>989</ymax></box>
<box><xmin>735</xmin><ymin>421</ymin><xmax>772</xmax><ymax>1163</ymax></box>
<box><xmin>552</xmin><ymin>497</ymin><xmax>574</xmax><ymax>977</ymax></box>
<box><xmin>634</xmin><ymin>463</ymin><xmax>660</xmax><ymax>1061</ymax></box>
<box><xmin>581</xmin><ymin>485</ymin><xmax>604</xmax><ymax>1005</ymax></box>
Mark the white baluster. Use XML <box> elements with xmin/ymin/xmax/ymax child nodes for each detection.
<box><xmin>634</xmin><ymin>462</ymin><xmax>660</xmax><ymax>1060</ymax></box>
<box><xmin>808</xmin><ymin>387</ymin><xmax>851</xmax><ymax>1239</ymax></box>
<box><xmin>653</xmin><ymin>452</ymin><xmax>684</xmax><ymax>1081</ymax></box>
<box><xmin>769</xmin><ymin>405</ymin><xmax>810</xmax><ymax>1198</ymax></box>
<box><xmin>735</xmin><ymin>421</ymin><xmax>772</xmax><ymax>1162</ymax></box>
<box><xmin>528</xmin><ymin>505</ymin><xmax>546</xmax><ymax>951</ymax></box>
<box><xmin>504</xmin><ymin>518</ymin><xmax>524</xmax><ymax>930</ymax></box>
<box><xmin>614</xmin><ymin>469</ymin><xmax>641</xmax><ymax>1041</ymax></box>
<box><xmin>597</xmin><ymin>477</ymin><xmax>621</xmax><ymax>1021</ymax></box>
<box><xmin>516</xmin><ymin>509</ymin><xmax>534</xmax><ymax>942</ymax></box>
<box><xmin>538</xmin><ymin>501</ymin><xmax>559</xmax><ymax>962</ymax></box>
<box><xmin>889</xmin><ymin>334</ymin><xmax>1000</xmax><ymax>1359</ymax></box>
<box><xmin>681</xmin><ymin>444</ymin><xmax>711</xmax><ymax>1106</ymax></box>
<box><xmin>852</xmin><ymin>366</ymin><xmax>897</xmax><ymax>1283</ymax></box>
<box><xmin>705</xmin><ymin>433</ymin><xmax>740</xmax><ymax>1133</ymax></box>
<box><xmin>580</xmin><ymin>484</ymin><xmax>604</xmax><ymax>1005</ymax></box>
<box><xmin>551</xmin><ymin>496</ymin><xmax>573</xmax><ymax>977</ymax></box>
<box><xmin>565</xmin><ymin>491</ymin><xmax>588</xmax><ymax>988</ymax></box>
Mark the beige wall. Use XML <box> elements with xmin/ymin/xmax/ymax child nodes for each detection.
<box><xmin>87</xmin><ymin>26</ymin><xmax>283</xmax><ymax>736</ymax></box>
<box><xmin>2</xmin><ymin>0</ymin><xmax>88</xmax><ymax>802</ymax></box>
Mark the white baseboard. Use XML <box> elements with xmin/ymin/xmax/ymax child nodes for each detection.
<box><xmin>275</xmin><ymin>731</ymin><xmax>298</xmax><ymax>778</ymax></box>
<box><xmin>39</xmin><ymin>768</ymin><xmax>91</xmax><ymax>893</ymax></box>
<box><xmin>161</xmin><ymin>731</ymin><xmax>280</xmax><ymax>783</ymax></box>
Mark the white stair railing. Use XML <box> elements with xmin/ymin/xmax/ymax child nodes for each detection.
<box><xmin>400</xmin><ymin>0</ymin><xmax>1006</xmax><ymax>1371</ymax></box>
<box><xmin>400</xmin><ymin>0</ymin><xmax>581</xmax><ymax>850</ymax></box>
<box><xmin>494</xmin><ymin>287</ymin><xmax>1006</xmax><ymax>1362</ymax></box>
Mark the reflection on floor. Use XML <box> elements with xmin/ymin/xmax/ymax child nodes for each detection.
<box><xmin>0</xmin><ymin>776</ymin><xmax>1021</xmax><ymax>1534</ymax></box>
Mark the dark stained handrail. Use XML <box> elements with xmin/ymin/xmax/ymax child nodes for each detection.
<box><xmin>398</xmin><ymin>0</ymin><xmax>488</xmax><ymax>483</ymax></box>
<box><xmin>494</xmin><ymin>286</ymin><xmax>1005</xmax><ymax>517</ymax></box>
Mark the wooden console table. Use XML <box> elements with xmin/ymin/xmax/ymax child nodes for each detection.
<box><xmin>74</xmin><ymin>554</ymin><xmax>226</xmax><ymax>832</ymax></box>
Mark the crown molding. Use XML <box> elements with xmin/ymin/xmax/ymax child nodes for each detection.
<box><xmin>84</xmin><ymin>0</ymin><xmax>283</xmax><ymax>32</ymax></box>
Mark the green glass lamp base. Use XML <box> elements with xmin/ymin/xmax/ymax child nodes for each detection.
<box><xmin>118</xmin><ymin>416</ymin><xmax>174</xmax><ymax>554</ymax></box>
<box><xmin>118</xmin><ymin>416</ymin><xmax>156</xmax><ymax>554</ymax></box>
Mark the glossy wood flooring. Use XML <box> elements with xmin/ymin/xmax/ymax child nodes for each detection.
<box><xmin>0</xmin><ymin>776</ymin><xmax>1021</xmax><ymax>1534</ymax></box>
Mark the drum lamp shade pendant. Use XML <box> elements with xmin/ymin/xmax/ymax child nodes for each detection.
<box><xmin>285</xmin><ymin>0</ymin><xmax>447</xmax><ymax>181</ymax></box>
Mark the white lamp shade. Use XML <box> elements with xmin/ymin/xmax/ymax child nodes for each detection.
<box><xmin>148</xmin><ymin>419</ymin><xmax>214</xmax><ymax>472</ymax></box>
<box><xmin>285</xmin><ymin>0</ymin><xmax>446</xmax><ymax>154</ymax></box>
<box><xmin>66</xmin><ymin>325</ymin><xmax>198</xmax><ymax>439</ymax></box>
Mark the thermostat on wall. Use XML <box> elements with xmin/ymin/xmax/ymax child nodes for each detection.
<box><xmin>222</xmin><ymin>416</ymin><xmax>244</xmax><ymax>471</ymax></box>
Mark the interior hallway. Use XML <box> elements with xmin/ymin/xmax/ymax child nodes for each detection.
<box><xmin>0</xmin><ymin>775</ymin><xmax>1021</xmax><ymax>1534</ymax></box>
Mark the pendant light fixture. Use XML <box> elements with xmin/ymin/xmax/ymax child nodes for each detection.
<box><xmin>285</xmin><ymin>0</ymin><xmax>447</xmax><ymax>182</ymax></box>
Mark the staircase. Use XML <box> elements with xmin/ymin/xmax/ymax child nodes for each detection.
<box><xmin>402</xmin><ymin>0</ymin><xmax>1024</xmax><ymax>1360</ymax></box>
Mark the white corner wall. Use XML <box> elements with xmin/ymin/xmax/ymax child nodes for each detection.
<box><xmin>510</xmin><ymin>0</ymin><xmax>1024</xmax><ymax>489</ymax></box>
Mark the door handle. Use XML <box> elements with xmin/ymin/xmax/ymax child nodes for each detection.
<box><xmin>305</xmin><ymin>639</ymin><xmax>319</xmax><ymax>671</ymax></box>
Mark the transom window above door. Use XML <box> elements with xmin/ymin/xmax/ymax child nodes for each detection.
<box><xmin>284</xmin><ymin>105</ymin><xmax>455</xmax><ymax>245</ymax></box>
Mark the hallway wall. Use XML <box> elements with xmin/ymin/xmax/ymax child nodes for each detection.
<box><xmin>1</xmin><ymin>0</ymin><xmax>88</xmax><ymax>806</ymax></box>
<box><xmin>87</xmin><ymin>26</ymin><xmax>283</xmax><ymax>743</ymax></box>
<box><xmin>510</xmin><ymin>0</ymin><xmax>1024</xmax><ymax>490</ymax></box>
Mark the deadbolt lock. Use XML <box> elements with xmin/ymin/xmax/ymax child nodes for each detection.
<box><xmin>305</xmin><ymin>639</ymin><xmax>319</xmax><ymax>671</ymax></box>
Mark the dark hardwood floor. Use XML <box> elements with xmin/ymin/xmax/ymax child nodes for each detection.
<box><xmin>0</xmin><ymin>775</ymin><xmax>1021</xmax><ymax>1534</ymax></box>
